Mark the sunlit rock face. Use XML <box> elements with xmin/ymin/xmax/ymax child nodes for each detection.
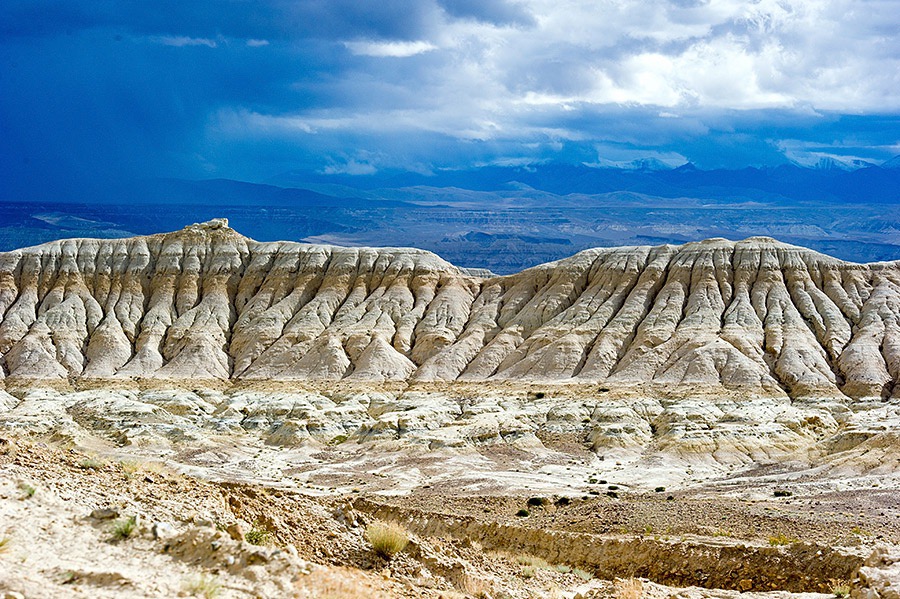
<box><xmin>1</xmin><ymin>220</ymin><xmax>898</xmax><ymax>401</ymax></box>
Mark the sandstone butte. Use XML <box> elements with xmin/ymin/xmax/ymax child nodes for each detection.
<box><xmin>0</xmin><ymin>218</ymin><xmax>897</xmax><ymax>402</ymax></box>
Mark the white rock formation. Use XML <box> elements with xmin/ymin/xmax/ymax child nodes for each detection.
<box><xmin>0</xmin><ymin>221</ymin><xmax>899</xmax><ymax>400</ymax></box>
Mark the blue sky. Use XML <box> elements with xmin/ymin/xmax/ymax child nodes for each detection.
<box><xmin>2</xmin><ymin>0</ymin><xmax>900</xmax><ymax>200</ymax></box>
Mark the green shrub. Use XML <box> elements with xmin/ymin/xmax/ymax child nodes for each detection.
<box><xmin>111</xmin><ymin>516</ymin><xmax>137</xmax><ymax>540</ymax></box>
<box><xmin>516</xmin><ymin>508</ymin><xmax>530</xmax><ymax>517</ymax></box>
<box><xmin>245</xmin><ymin>524</ymin><xmax>270</xmax><ymax>546</ymax></box>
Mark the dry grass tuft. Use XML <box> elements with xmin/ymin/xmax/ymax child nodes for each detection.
<box><xmin>295</xmin><ymin>566</ymin><xmax>395</xmax><ymax>599</ymax></box>
<box><xmin>768</xmin><ymin>532</ymin><xmax>798</xmax><ymax>546</ymax></box>
<box><xmin>183</xmin><ymin>574</ymin><xmax>222</xmax><ymax>598</ymax></box>
<box><xmin>515</xmin><ymin>554</ymin><xmax>549</xmax><ymax>568</ymax></box>
<box><xmin>79</xmin><ymin>457</ymin><xmax>105</xmax><ymax>470</ymax></box>
<box><xmin>615</xmin><ymin>577</ymin><xmax>644</xmax><ymax>599</ymax></box>
<box><xmin>573</xmin><ymin>567</ymin><xmax>593</xmax><ymax>581</ymax></box>
<box><xmin>365</xmin><ymin>520</ymin><xmax>408</xmax><ymax>558</ymax></box>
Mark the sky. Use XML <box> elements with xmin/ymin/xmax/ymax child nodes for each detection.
<box><xmin>2</xmin><ymin>0</ymin><xmax>900</xmax><ymax>200</ymax></box>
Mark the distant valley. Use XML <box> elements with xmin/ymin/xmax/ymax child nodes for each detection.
<box><xmin>2</xmin><ymin>162</ymin><xmax>900</xmax><ymax>274</ymax></box>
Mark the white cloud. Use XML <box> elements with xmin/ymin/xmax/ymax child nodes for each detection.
<box><xmin>207</xmin><ymin>0</ymin><xmax>900</xmax><ymax>169</ymax></box>
<box><xmin>322</xmin><ymin>159</ymin><xmax>378</xmax><ymax>175</ymax></box>
<box><xmin>155</xmin><ymin>36</ymin><xmax>217</xmax><ymax>48</ymax></box>
<box><xmin>343</xmin><ymin>40</ymin><xmax>438</xmax><ymax>57</ymax></box>
<box><xmin>423</xmin><ymin>0</ymin><xmax>900</xmax><ymax>112</ymax></box>
<box><xmin>246</xmin><ymin>39</ymin><xmax>270</xmax><ymax>47</ymax></box>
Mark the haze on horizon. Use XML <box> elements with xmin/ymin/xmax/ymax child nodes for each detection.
<box><xmin>2</xmin><ymin>0</ymin><xmax>900</xmax><ymax>203</ymax></box>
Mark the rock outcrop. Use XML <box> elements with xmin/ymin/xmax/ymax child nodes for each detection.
<box><xmin>1</xmin><ymin>219</ymin><xmax>899</xmax><ymax>399</ymax></box>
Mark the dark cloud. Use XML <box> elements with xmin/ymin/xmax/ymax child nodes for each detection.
<box><xmin>2</xmin><ymin>0</ymin><xmax>899</xmax><ymax>202</ymax></box>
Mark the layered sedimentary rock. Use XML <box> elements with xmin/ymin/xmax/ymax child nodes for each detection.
<box><xmin>1</xmin><ymin>219</ymin><xmax>899</xmax><ymax>400</ymax></box>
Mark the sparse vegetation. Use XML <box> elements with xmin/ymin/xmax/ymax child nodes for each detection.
<box><xmin>118</xmin><ymin>459</ymin><xmax>167</xmax><ymax>479</ymax></box>
<box><xmin>831</xmin><ymin>579</ymin><xmax>852</xmax><ymax>598</ymax></box>
<box><xmin>111</xmin><ymin>515</ymin><xmax>138</xmax><ymax>540</ymax></box>
<box><xmin>768</xmin><ymin>532</ymin><xmax>798</xmax><ymax>546</ymax></box>
<box><xmin>774</xmin><ymin>490</ymin><xmax>793</xmax><ymax>497</ymax></box>
<box><xmin>18</xmin><ymin>482</ymin><xmax>36</xmax><ymax>499</ymax></box>
<box><xmin>654</xmin><ymin>486</ymin><xmax>665</xmax><ymax>493</ymax></box>
<box><xmin>79</xmin><ymin>457</ymin><xmax>105</xmax><ymax>470</ymax></box>
<box><xmin>184</xmin><ymin>574</ymin><xmax>222</xmax><ymax>598</ymax></box>
<box><xmin>520</xmin><ymin>565</ymin><xmax>536</xmax><ymax>578</ymax></box>
<box><xmin>0</xmin><ymin>535</ymin><xmax>11</xmax><ymax>553</ymax></box>
<box><xmin>516</xmin><ymin>554</ymin><xmax>549</xmax><ymax>568</ymax></box>
<box><xmin>245</xmin><ymin>523</ymin><xmax>271</xmax><ymax>546</ymax></box>
<box><xmin>573</xmin><ymin>568</ymin><xmax>593</xmax><ymax>581</ymax></box>
<box><xmin>328</xmin><ymin>434</ymin><xmax>348</xmax><ymax>446</ymax></box>
<box><xmin>527</xmin><ymin>496</ymin><xmax>548</xmax><ymax>507</ymax></box>
<box><xmin>615</xmin><ymin>577</ymin><xmax>643</xmax><ymax>599</ymax></box>
<box><xmin>120</xmin><ymin>460</ymin><xmax>142</xmax><ymax>475</ymax></box>
<box><xmin>365</xmin><ymin>520</ymin><xmax>408</xmax><ymax>558</ymax></box>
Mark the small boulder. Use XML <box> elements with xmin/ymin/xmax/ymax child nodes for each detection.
<box><xmin>151</xmin><ymin>521</ymin><xmax>176</xmax><ymax>540</ymax></box>
<box><xmin>90</xmin><ymin>508</ymin><xmax>119</xmax><ymax>520</ymax></box>
<box><xmin>225</xmin><ymin>522</ymin><xmax>244</xmax><ymax>542</ymax></box>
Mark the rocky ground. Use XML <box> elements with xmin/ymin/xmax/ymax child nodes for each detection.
<box><xmin>1</xmin><ymin>432</ymin><xmax>898</xmax><ymax>599</ymax></box>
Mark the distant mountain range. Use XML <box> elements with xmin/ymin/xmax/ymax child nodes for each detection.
<box><xmin>3</xmin><ymin>157</ymin><xmax>900</xmax><ymax>274</ymax></box>
<box><xmin>268</xmin><ymin>158</ymin><xmax>900</xmax><ymax>204</ymax></box>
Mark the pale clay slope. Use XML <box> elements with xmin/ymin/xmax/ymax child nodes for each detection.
<box><xmin>1</xmin><ymin>218</ymin><xmax>900</xmax><ymax>400</ymax></box>
<box><xmin>1</xmin><ymin>220</ymin><xmax>899</xmax><ymax>488</ymax></box>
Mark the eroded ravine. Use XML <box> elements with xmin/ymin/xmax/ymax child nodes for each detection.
<box><xmin>353</xmin><ymin>498</ymin><xmax>864</xmax><ymax>593</ymax></box>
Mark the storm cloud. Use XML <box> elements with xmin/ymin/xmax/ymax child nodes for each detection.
<box><xmin>2</xmin><ymin>0</ymin><xmax>899</xmax><ymax>199</ymax></box>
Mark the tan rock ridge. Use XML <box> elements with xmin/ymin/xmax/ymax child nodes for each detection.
<box><xmin>1</xmin><ymin>219</ymin><xmax>899</xmax><ymax>399</ymax></box>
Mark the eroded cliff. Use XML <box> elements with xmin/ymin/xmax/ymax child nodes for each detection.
<box><xmin>1</xmin><ymin>219</ymin><xmax>899</xmax><ymax>400</ymax></box>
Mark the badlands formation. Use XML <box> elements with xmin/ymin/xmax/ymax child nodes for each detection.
<box><xmin>1</xmin><ymin>219</ymin><xmax>900</xmax><ymax>598</ymax></box>
<box><xmin>2</xmin><ymin>217</ymin><xmax>899</xmax><ymax>394</ymax></box>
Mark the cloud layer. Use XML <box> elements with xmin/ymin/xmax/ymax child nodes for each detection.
<box><xmin>2</xmin><ymin>0</ymin><xmax>899</xmax><ymax>198</ymax></box>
